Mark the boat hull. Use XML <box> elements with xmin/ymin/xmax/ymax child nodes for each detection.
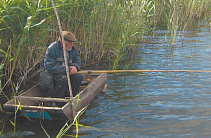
<box><xmin>3</xmin><ymin>73</ymin><xmax>107</xmax><ymax>120</ymax></box>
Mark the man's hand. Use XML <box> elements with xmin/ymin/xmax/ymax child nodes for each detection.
<box><xmin>69</xmin><ymin>66</ymin><xmax>77</xmax><ymax>75</ymax></box>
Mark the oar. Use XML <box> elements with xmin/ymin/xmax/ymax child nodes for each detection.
<box><xmin>79</xmin><ymin>70</ymin><xmax>211</xmax><ymax>74</ymax></box>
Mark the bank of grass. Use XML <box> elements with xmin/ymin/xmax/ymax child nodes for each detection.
<box><xmin>1</xmin><ymin>0</ymin><xmax>211</xmax><ymax>100</ymax></box>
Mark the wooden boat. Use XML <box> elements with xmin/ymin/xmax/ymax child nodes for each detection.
<box><xmin>3</xmin><ymin>73</ymin><xmax>107</xmax><ymax>120</ymax></box>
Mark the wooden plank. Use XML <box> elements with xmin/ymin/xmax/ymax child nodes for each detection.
<box><xmin>74</xmin><ymin>73</ymin><xmax>107</xmax><ymax>112</ymax></box>
<box><xmin>8</xmin><ymin>104</ymin><xmax>62</xmax><ymax>110</ymax></box>
<box><xmin>14</xmin><ymin>96</ymin><xmax>71</xmax><ymax>103</ymax></box>
<box><xmin>62</xmin><ymin>73</ymin><xmax>107</xmax><ymax>119</ymax></box>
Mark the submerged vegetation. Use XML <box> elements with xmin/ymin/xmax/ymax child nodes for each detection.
<box><xmin>0</xmin><ymin>0</ymin><xmax>211</xmax><ymax>112</ymax></box>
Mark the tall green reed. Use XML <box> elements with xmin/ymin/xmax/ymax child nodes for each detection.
<box><xmin>107</xmin><ymin>0</ymin><xmax>156</xmax><ymax>69</ymax></box>
<box><xmin>1</xmin><ymin>0</ymin><xmax>211</xmax><ymax>100</ymax></box>
<box><xmin>0</xmin><ymin>0</ymin><xmax>52</xmax><ymax>98</ymax></box>
<box><xmin>153</xmin><ymin>0</ymin><xmax>211</xmax><ymax>46</ymax></box>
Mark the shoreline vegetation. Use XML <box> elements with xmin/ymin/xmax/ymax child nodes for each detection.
<box><xmin>0</xmin><ymin>0</ymin><xmax>211</xmax><ymax>107</ymax></box>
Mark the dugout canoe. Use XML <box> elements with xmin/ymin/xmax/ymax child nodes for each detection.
<box><xmin>3</xmin><ymin>73</ymin><xmax>107</xmax><ymax>120</ymax></box>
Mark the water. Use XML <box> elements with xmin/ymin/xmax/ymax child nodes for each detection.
<box><xmin>3</xmin><ymin>22</ymin><xmax>211</xmax><ymax>137</ymax></box>
<box><xmin>78</xmin><ymin>22</ymin><xmax>211</xmax><ymax>138</ymax></box>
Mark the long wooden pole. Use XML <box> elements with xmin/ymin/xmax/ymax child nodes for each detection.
<box><xmin>79</xmin><ymin>70</ymin><xmax>211</xmax><ymax>74</ymax></box>
<box><xmin>51</xmin><ymin>0</ymin><xmax>74</xmax><ymax>115</ymax></box>
<box><xmin>51</xmin><ymin>0</ymin><xmax>73</xmax><ymax>98</ymax></box>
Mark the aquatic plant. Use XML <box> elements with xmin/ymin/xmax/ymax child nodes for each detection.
<box><xmin>0</xmin><ymin>0</ymin><xmax>50</xmax><ymax>100</ymax></box>
<box><xmin>56</xmin><ymin>105</ymin><xmax>88</xmax><ymax>138</ymax></box>
<box><xmin>1</xmin><ymin>0</ymin><xmax>211</xmax><ymax>104</ymax></box>
<box><xmin>153</xmin><ymin>0</ymin><xmax>211</xmax><ymax>45</ymax></box>
<box><xmin>39</xmin><ymin>105</ymin><xmax>88</xmax><ymax>138</ymax></box>
<box><xmin>0</xmin><ymin>0</ymin><xmax>155</xmax><ymax>95</ymax></box>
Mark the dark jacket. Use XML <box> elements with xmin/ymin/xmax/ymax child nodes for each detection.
<box><xmin>42</xmin><ymin>40</ymin><xmax>81</xmax><ymax>75</ymax></box>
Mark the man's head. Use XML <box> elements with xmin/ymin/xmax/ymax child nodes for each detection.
<box><xmin>59</xmin><ymin>31</ymin><xmax>76</xmax><ymax>50</ymax></box>
<box><xmin>59</xmin><ymin>31</ymin><xmax>76</xmax><ymax>42</ymax></box>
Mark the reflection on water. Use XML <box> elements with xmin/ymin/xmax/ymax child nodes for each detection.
<box><xmin>4</xmin><ymin>22</ymin><xmax>211</xmax><ymax>137</ymax></box>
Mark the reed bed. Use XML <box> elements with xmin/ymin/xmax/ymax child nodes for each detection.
<box><xmin>1</xmin><ymin>0</ymin><xmax>211</xmax><ymax>101</ymax></box>
<box><xmin>154</xmin><ymin>0</ymin><xmax>211</xmax><ymax>45</ymax></box>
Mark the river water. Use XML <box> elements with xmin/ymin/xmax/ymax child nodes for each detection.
<box><xmin>4</xmin><ymin>22</ymin><xmax>211</xmax><ymax>137</ymax></box>
<box><xmin>78</xmin><ymin>22</ymin><xmax>211</xmax><ymax>138</ymax></box>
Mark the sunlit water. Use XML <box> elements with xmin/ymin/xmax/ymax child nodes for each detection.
<box><xmin>5</xmin><ymin>22</ymin><xmax>211</xmax><ymax>138</ymax></box>
<box><xmin>78</xmin><ymin>22</ymin><xmax>211</xmax><ymax>138</ymax></box>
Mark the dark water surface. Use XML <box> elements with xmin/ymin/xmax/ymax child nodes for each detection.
<box><xmin>4</xmin><ymin>22</ymin><xmax>211</xmax><ymax>137</ymax></box>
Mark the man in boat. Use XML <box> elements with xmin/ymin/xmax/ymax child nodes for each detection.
<box><xmin>40</xmin><ymin>31</ymin><xmax>83</xmax><ymax>106</ymax></box>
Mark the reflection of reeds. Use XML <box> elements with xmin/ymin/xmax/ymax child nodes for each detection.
<box><xmin>154</xmin><ymin>0</ymin><xmax>211</xmax><ymax>46</ymax></box>
<box><xmin>0</xmin><ymin>0</ymin><xmax>211</xmax><ymax>98</ymax></box>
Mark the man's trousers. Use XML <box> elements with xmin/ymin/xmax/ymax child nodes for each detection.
<box><xmin>52</xmin><ymin>73</ymin><xmax>83</xmax><ymax>98</ymax></box>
